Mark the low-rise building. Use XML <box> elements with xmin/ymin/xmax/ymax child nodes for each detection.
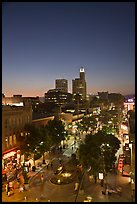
<box><xmin>2</xmin><ymin>102</ymin><xmax>32</xmax><ymax>153</ymax></box>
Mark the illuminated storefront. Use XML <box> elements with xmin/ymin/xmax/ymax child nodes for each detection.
<box><xmin>2</xmin><ymin>147</ymin><xmax>20</xmax><ymax>170</ymax></box>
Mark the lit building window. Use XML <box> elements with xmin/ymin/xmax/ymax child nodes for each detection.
<box><xmin>9</xmin><ymin>135</ymin><xmax>12</xmax><ymax>146</ymax></box>
<box><xmin>13</xmin><ymin>134</ymin><xmax>16</xmax><ymax>144</ymax></box>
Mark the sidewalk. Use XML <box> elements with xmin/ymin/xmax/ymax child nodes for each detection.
<box><xmin>2</xmin><ymin>146</ymin><xmax>69</xmax><ymax>202</ymax></box>
<box><xmin>2</xmin><ymin>164</ymin><xmax>46</xmax><ymax>202</ymax></box>
<box><xmin>80</xmin><ymin>171</ymin><xmax>133</xmax><ymax>202</ymax></box>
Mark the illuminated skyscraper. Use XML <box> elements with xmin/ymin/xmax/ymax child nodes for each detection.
<box><xmin>72</xmin><ymin>67</ymin><xmax>87</xmax><ymax>100</ymax></box>
<box><xmin>55</xmin><ymin>79</ymin><xmax>68</xmax><ymax>93</ymax></box>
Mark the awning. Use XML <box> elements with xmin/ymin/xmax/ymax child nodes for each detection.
<box><xmin>2</xmin><ymin>146</ymin><xmax>19</xmax><ymax>155</ymax></box>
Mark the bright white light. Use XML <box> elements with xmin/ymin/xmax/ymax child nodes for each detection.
<box><xmin>61</xmin><ymin>173</ymin><xmax>71</xmax><ymax>177</ymax></box>
<box><xmin>121</xmin><ymin>124</ymin><xmax>128</xmax><ymax>130</ymax></box>
<box><xmin>99</xmin><ymin>173</ymin><xmax>103</xmax><ymax>180</ymax></box>
<box><xmin>58</xmin><ymin>179</ymin><xmax>61</xmax><ymax>184</ymax></box>
<box><xmin>128</xmin><ymin>99</ymin><xmax>133</xmax><ymax>102</ymax></box>
<box><xmin>58</xmin><ymin>166</ymin><xmax>63</xmax><ymax>171</ymax></box>
<box><xmin>80</xmin><ymin>67</ymin><xmax>84</xmax><ymax>72</ymax></box>
<box><xmin>9</xmin><ymin>102</ymin><xmax>24</xmax><ymax>106</ymax></box>
<box><xmin>131</xmin><ymin>179</ymin><xmax>134</xmax><ymax>184</ymax></box>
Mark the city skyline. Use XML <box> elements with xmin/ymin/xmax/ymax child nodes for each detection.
<box><xmin>2</xmin><ymin>2</ymin><xmax>135</xmax><ymax>97</ymax></box>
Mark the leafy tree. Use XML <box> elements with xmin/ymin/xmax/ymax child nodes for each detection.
<box><xmin>108</xmin><ymin>93</ymin><xmax>124</xmax><ymax>106</ymax></box>
<box><xmin>20</xmin><ymin>124</ymin><xmax>42</xmax><ymax>165</ymax></box>
<box><xmin>36</xmin><ymin>125</ymin><xmax>52</xmax><ymax>163</ymax></box>
<box><xmin>99</xmin><ymin>110</ymin><xmax>110</xmax><ymax>125</ymax></box>
<box><xmin>81</xmin><ymin>117</ymin><xmax>90</xmax><ymax>133</ymax></box>
<box><xmin>76</xmin><ymin>115</ymin><xmax>97</xmax><ymax>135</ymax></box>
<box><xmin>101</xmin><ymin>124</ymin><xmax>117</xmax><ymax>135</ymax></box>
<box><xmin>76</xmin><ymin>122</ymin><xmax>83</xmax><ymax>134</ymax></box>
<box><xmin>78</xmin><ymin>131</ymin><xmax>120</xmax><ymax>175</ymax></box>
<box><xmin>46</xmin><ymin>119</ymin><xmax>66</xmax><ymax>146</ymax></box>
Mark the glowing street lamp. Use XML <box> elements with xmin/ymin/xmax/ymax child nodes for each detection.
<box><xmin>58</xmin><ymin>179</ymin><xmax>61</xmax><ymax>184</ymax></box>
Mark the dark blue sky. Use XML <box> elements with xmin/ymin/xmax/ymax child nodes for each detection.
<box><xmin>2</xmin><ymin>2</ymin><xmax>135</xmax><ymax>97</ymax></box>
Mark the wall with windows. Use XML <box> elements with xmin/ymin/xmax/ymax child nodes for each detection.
<box><xmin>2</xmin><ymin>103</ymin><xmax>32</xmax><ymax>152</ymax></box>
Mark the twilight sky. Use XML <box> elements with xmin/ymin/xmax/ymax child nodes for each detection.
<box><xmin>2</xmin><ymin>2</ymin><xmax>135</xmax><ymax>97</ymax></box>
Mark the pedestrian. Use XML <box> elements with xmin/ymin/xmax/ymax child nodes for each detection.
<box><xmin>101</xmin><ymin>179</ymin><xmax>104</xmax><ymax>187</ymax></box>
<box><xmin>60</xmin><ymin>146</ymin><xmax>62</xmax><ymax>152</ymax></box>
<box><xmin>59</xmin><ymin>158</ymin><xmax>62</xmax><ymax>164</ymax></box>
<box><xmin>17</xmin><ymin>174</ymin><xmax>20</xmax><ymax>184</ymax></box>
<box><xmin>41</xmin><ymin>174</ymin><xmax>44</xmax><ymax>182</ymax></box>
<box><xmin>7</xmin><ymin>184</ymin><xmax>10</xmax><ymax>196</ymax></box>
<box><xmin>94</xmin><ymin>175</ymin><xmax>97</xmax><ymax>183</ymax></box>
<box><xmin>74</xmin><ymin>182</ymin><xmax>79</xmax><ymax>192</ymax></box>
<box><xmin>50</xmin><ymin>162</ymin><xmax>53</xmax><ymax>168</ymax></box>
<box><xmin>9</xmin><ymin>181</ymin><xmax>14</xmax><ymax>192</ymax></box>
<box><xmin>78</xmin><ymin>175</ymin><xmax>81</xmax><ymax>182</ymax></box>
<box><xmin>6</xmin><ymin>183</ymin><xmax>10</xmax><ymax>195</ymax></box>
<box><xmin>47</xmin><ymin>163</ymin><xmax>49</xmax><ymax>170</ymax></box>
<box><xmin>19</xmin><ymin>185</ymin><xmax>24</xmax><ymax>192</ymax></box>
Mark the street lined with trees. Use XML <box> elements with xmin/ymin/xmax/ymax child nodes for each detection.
<box><xmin>20</xmin><ymin>118</ymin><xmax>68</xmax><ymax>166</ymax></box>
<box><xmin>78</xmin><ymin>131</ymin><xmax>120</xmax><ymax>175</ymax></box>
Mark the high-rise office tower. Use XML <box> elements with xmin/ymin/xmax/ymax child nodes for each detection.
<box><xmin>55</xmin><ymin>79</ymin><xmax>68</xmax><ymax>93</ymax></box>
<box><xmin>79</xmin><ymin>67</ymin><xmax>85</xmax><ymax>81</ymax></box>
<box><xmin>72</xmin><ymin>67</ymin><xmax>87</xmax><ymax>100</ymax></box>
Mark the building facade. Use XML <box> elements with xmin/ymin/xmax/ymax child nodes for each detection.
<box><xmin>2</xmin><ymin>94</ymin><xmax>40</xmax><ymax>110</ymax></box>
<box><xmin>45</xmin><ymin>89</ymin><xmax>72</xmax><ymax>105</ymax></box>
<box><xmin>2</xmin><ymin>103</ymin><xmax>32</xmax><ymax>152</ymax></box>
<box><xmin>55</xmin><ymin>79</ymin><xmax>68</xmax><ymax>93</ymax></box>
<box><xmin>72</xmin><ymin>67</ymin><xmax>87</xmax><ymax>100</ymax></box>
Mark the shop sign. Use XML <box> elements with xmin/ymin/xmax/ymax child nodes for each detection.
<box><xmin>3</xmin><ymin>151</ymin><xmax>16</xmax><ymax>159</ymax></box>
